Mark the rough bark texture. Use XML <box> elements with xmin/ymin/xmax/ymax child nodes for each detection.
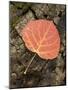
<box><xmin>9</xmin><ymin>2</ymin><xmax>66</xmax><ymax>89</ymax></box>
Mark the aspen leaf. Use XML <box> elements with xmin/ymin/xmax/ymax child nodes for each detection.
<box><xmin>21</xmin><ymin>19</ymin><xmax>60</xmax><ymax>60</ymax></box>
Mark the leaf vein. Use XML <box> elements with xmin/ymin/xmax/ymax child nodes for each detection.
<box><xmin>24</xmin><ymin>32</ymin><xmax>35</xmax><ymax>51</ymax></box>
<box><xmin>37</xmin><ymin>22</ymin><xmax>52</xmax><ymax>51</ymax></box>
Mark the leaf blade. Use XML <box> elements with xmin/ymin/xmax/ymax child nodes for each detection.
<box><xmin>21</xmin><ymin>19</ymin><xmax>60</xmax><ymax>59</ymax></box>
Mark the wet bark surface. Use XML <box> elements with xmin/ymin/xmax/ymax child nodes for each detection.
<box><xmin>9</xmin><ymin>2</ymin><xmax>66</xmax><ymax>89</ymax></box>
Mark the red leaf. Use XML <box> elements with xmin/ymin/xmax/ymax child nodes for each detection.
<box><xmin>21</xmin><ymin>19</ymin><xmax>60</xmax><ymax>60</ymax></box>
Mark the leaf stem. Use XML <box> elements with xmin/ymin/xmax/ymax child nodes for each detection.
<box><xmin>24</xmin><ymin>53</ymin><xmax>36</xmax><ymax>74</ymax></box>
